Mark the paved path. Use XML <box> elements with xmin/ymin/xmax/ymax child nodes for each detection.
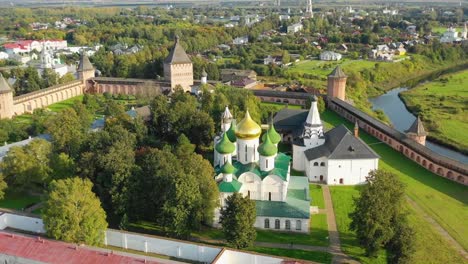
<box><xmin>24</xmin><ymin>202</ymin><xmax>43</xmax><ymax>213</ymax></box>
<box><xmin>321</xmin><ymin>185</ymin><xmax>359</xmax><ymax>264</ymax></box>
<box><xmin>405</xmin><ymin>196</ymin><xmax>468</xmax><ymax>260</ymax></box>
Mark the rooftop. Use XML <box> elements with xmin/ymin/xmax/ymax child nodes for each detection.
<box><xmin>304</xmin><ymin>124</ymin><xmax>380</xmax><ymax>161</ymax></box>
<box><xmin>0</xmin><ymin>231</ymin><xmax>164</xmax><ymax>264</ymax></box>
<box><xmin>164</xmin><ymin>36</ymin><xmax>192</xmax><ymax>65</ymax></box>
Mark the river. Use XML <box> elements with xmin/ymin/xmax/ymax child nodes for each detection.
<box><xmin>369</xmin><ymin>87</ymin><xmax>468</xmax><ymax>164</ymax></box>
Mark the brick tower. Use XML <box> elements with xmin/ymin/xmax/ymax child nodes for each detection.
<box><xmin>163</xmin><ymin>36</ymin><xmax>194</xmax><ymax>92</ymax></box>
<box><xmin>405</xmin><ymin>116</ymin><xmax>427</xmax><ymax>145</ymax></box>
<box><xmin>327</xmin><ymin>66</ymin><xmax>347</xmax><ymax>101</ymax></box>
<box><xmin>0</xmin><ymin>73</ymin><xmax>14</xmax><ymax>119</ymax></box>
<box><xmin>77</xmin><ymin>52</ymin><xmax>95</xmax><ymax>89</ymax></box>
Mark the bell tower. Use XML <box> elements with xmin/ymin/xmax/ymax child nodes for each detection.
<box><xmin>327</xmin><ymin>66</ymin><xmax>347</xmax><ymax>101</ymax></box>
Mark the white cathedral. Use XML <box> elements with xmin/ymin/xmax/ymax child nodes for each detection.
<box><xmin>213</xmin><ymin>107</ymin><xmax>310</xmax><ymax>233</ymax></box>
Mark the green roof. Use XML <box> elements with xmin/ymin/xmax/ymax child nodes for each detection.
<box><xmin>262</xmin><ymin>124</ymin><xmax>281</xmax><ymax>145</ymax></box>
<box><xmin>215</xmin><ymin>133</ymin><xmax>235</xmax><ymax>154</ymax></box>
<box><xmin>255</xmin><ymin>176</ymin><xmax>310</xmax><ymax>219</ymax></box>
<box><xmin>218</xmin><ymin>179</ymin><xmax>242</xmax><ymax>192</ymax></box>
<box><xmin>226</xmin><ymin>120</ymin><xmax>237</xmax><ymax>142</ymax></box>
<box><xmin>221</xmin><ymin>161</ymin><xmax>236</xmax><ymax>174</ymax></box>
<box><xmin>258</xmin><ymin>134</ymin><xmax>277</xmax><ymax>157</ymax></box>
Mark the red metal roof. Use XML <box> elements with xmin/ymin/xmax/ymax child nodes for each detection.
<box><xmin>0</xmin><ymin>232</ymin><xmax>162</xmax><ymax>264</ymax></box>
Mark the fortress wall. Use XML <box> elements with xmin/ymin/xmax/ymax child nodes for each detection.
<box><xmin>329</xmin><ymin>98</ymin><xmax>468</xmax><ymax>186</ymax></box>
<box><xmin>12</xmin><ymin>80</ymin><xmax>83</xmax><ymax>115</ymax></box>
<box><xmin>251</xmin><ymin>90</ymin><xmax>314</xmax><ymax>107</ymax></box>
<box><xmin>88</xmin><ymin>78</ymin><xmax>170</xmax><ymax>97</ymax></box>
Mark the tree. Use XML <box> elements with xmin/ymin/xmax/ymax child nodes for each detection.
<box><xmin>386</xmin><ymin>216</ymin><xmax>416</xmax><ymax>264</ymax></box>
<box><xmin>219</xmin><ymin>193</ymin><xmax>256</xmax><ymax>249</ymax></box>
<box><xmin>350</xmin><ymin>170</ymin><xmax>406</xmax><ymax>257</ymax></box>
<box><xmin>1</xmin><ymin>139</ymin><xmax>52</xmax><ymax>190</ymax></box>
<box><xmin>0</xmin><ymin>173</ymin><xmax>7</xmax><ymax>200</ymax></box>
<box><xmin>43</xmin><ymin>177</ymin><xmax>108</xmax><ymax>246</ymax></box>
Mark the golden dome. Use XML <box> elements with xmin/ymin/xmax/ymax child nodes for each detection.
<box><xmin>235</xmin><ymin>110</ymin><xmax>261</xmax><ymax>140</ymax></box>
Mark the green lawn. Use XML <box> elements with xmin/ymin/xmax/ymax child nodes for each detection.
<box><xmin>260</xmin><ymin>101</ymin><xmax>303</xmax><ymax>110</ymax></box>
<box><xmin>287</xmin><ymin>59</ymin><xmax>377</xmax><ymax>78</ymax></box>
<box><xmin>47</xmin><ymin>95</ymin><xmax>84</xmax><ymax>112</ymax></box>
<box><xmin>248</xmin><ymin>246</ymin><xmax>333</xmax><ymax>264</ymax></box>
<box><xmin>309</xmin><ymin>184</ymin><xmax>325</xmax><ymax>209</ymax></box>
<box><xmin>322</xmin><ymin>109</ymin><xmax>468</xmax><ymax>261</ymax></box>
<box><xmin>400</xmin><ymin>69</ymin><xmax>468</xmax><ymax>153</ymax></box>
<box><xmin>256</xmin><ymin>214</ymin><xmax>329</xmax><ymax>247</ymax></box>
<box><xmin>0</xmin><ymin>191</ymin><xmax>41</xmax><ymax>210</ymax></box>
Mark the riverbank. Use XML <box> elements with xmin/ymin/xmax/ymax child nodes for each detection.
<box><xmin>399</xmin><ymin>69</ymin><xmax>468</xmax><ymax>155</ymax></box>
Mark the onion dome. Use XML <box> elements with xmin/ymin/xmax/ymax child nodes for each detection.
<box><xmin>215</xmin><ymin>132</ymin><xmax>235</xmax><ymax>154</ymax></box>
<box><xmin>258</xmin><ymin>134</ymin><xmax>278</xmax><ymax>157</ymax></box>
<box><xmin>226</xmin><ymin>120</ymin><xmax>237</xmax><ymax>142</ymax></box>
<box><xmin>235</xmin><ymin>110</ymin><xmax>261</xmax><ymax>140</ymax></box>
<box><xmin>221</xmin><ymin>161</ymin><xmax>236</xmax><ymax>174</ymax></box>
<box><xmin>262</xmin><ymin>124</ymin><xmax>281</xmax><ymax>145</ymax></box>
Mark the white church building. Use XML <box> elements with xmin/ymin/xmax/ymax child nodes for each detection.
<box><xmin>213</xmin><ymin>107</ymin><xmax>310</xmax><ymax>233</ymax></box>
<box><xmin>275</xmin><ymin>97</ymin><xmax>379</xmax><ymax>185</ymax></box>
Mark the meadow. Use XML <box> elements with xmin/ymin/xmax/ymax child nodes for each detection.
<box><xmin>400</xmin><ymin>69</ymin><xmax>468</xmax><ymax>153</ymax></box>
<box><xmin>321</xmin><ymin>109</ymin><xmax>468</xmax><ymax>263</ymax></box>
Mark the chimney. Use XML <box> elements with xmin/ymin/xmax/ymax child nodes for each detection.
<box><xmin>354</xmin><ymin>121</ymin><xmax>359</xmax><ymax>138</ymax></box>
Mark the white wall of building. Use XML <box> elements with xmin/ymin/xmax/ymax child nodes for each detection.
<box><xmin>306</xmin><ymin>157</ymin><xmax>328</xmax><ymax>182</ymax></box>
<box><xmin>237</xmin><ymin>138</ymin><xmax>260</xmax><ymax>164</ymax></box>
<box><xmin>327</xmin><ymin>158</ymin><xmax>378</xmax><ymax>185</ymax></box>
<box><xmin>105</xmin><ymin>229</ymin><xmax>220</xmax><ymax>263</ymax></box>
<box><xmin>292</xmin><ymin>144</ymin><xmax>307</xmax><ymax>171</ymax></box>
<box><xmin>0</xmin><ymin>213</ymin><xmax>45</xmax><ymax>233</ymax></box>
<box><xmin>255</xmin><ymin>216</ymin><xmax>309</xmax><ymax>233</ymax></box>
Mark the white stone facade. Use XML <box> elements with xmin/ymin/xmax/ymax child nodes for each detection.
<box><xmin>255</xmin><ymin>216</ymin><xmax>309</xmax><ymax>233</ymax></box>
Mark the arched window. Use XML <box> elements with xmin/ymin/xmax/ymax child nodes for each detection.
<box><xmin>253</xmin><ymin>145</ymin><xmax>256</xmax><ymax>160</ymax></box>
<box><xmin>247</xmin><ymin>190</ymin><xmax>251</xmax><ymax>198</ymax></box>
<box><xmin>245</xmin><ymin>145</ymin><xmax>247</xmax><ymax>161</ymax></box>
<box><xmin>313</xmin><ymin>162</ymin><xmax>319</xmax><ymax>166</ymax></box>
<box><xmin>264</xmin><ymin>219</ymin><xmax>270</xmax><ymax>228</ymax></box>
<box><xmin>285</xmin><ymin>220</ymin><xmax>291</xmax><ymax>230</ymax></box>
<box><xmin>275</xmin><ymin>219</ymin><xmax>280</xmax><ymax>229</ymax></box>
<box><xmin>296</xmin><ymin>220</ymin><xmax>302</xmax><ymax>230</ymax></box>
<box><xmin>266</xmin><ymin>159</ymin><xmax>268</xmax><ymax>168</ymax></box>
<box><xmin>269</xmin><ymin>192</ymin><xmax>272</xmax><ymax>201</ymax></box>
<box><xmin>320</xmin><ymin>162</ymin><xmax>325</xmax><ymax>167</ymax></box>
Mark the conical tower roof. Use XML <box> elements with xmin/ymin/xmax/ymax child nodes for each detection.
<box><xmin>258</xmin><ymin>133</ymin><xmax>278</xmax><ymax>157</ymax></box>
<box><xmin>235</xmin><ymin>110</ymin><xmax>261</xmax><ymax>140</ymax></box>
<box><xmin>405</xmin><ymin>116</ymin><xmax>427</xmax><ymax>136</ymax></box>
<box><xmin>0</xmin><ymin>73</ymin><xmax>12</xmax><ymax>94</ymax></box>
<box><xmin>222</xmin><ymin>106</ymin><xmax>233</xmax><ymax>124</ymax></box>
<box><xmin>202</xmin><ymin>68</ymin><xmax>208</xmax><ymax>77</ymax></box>
<box><xmin>216</xmin><ymin>132</ymin><xmax>235</xmax><ymax>154</ymax></box>
<box><xmin>164</xmin><ymin>36</ymin><xmax>192</xmax><ymax>64</ymax></box>
<box><xmin>305</xmin><ymin>96</ymin><xmax>322</xmax><ymax>127</ymax></box>
<box><xmin>78</xmin><ymin>52</ymin><xmax>94</xmax><ymax>72</ymax></box>
<box><xmin>328</xmin><ymin>66</ymin><xmax>347</xmax><ymax>78</ymax></box>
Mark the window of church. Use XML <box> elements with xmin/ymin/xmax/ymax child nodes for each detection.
<box><xmin>313</xmin><ymin>162</ymin><xmax>318</xmax><ymax>166</ymax></box>
<box><xmin>320</xmin><ymin>162</ymin><xmax>325</xmax><ymax>166</ymax></box>
<box><xmin>264</xmin><ymin>219</ymin><xmax>270</xmax><ymax>228</ymax></box>
<box><xmin>285</xmin><ymin>220</ymin><xmax>291</xmax><ymax>230</ymax></box>
<box><xmin>275</xmin><ymin>219</ymin><xmax>280</xmax><ymax>229</ymax></box>
<box><xmin>266</xmin><ymin>159</ymin><xmax>268</xmax><ymax>168</ymax></box>
<box><xmin>269</xmin><ymin>192</ymin><xmax>272</xmax><ymax>201</ymax></box>
<box><xmin>296</xmin><ymin>220</ymin><xmax>302</xmax><ymax>230</ymax></box>
<box><xmin>245</xmin><ymin>145</ymin><xmax>247</xmax><ymax>161</ymax></box>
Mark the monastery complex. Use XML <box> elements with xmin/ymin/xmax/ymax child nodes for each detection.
<box><xmin>0</xmin><ymin>36</ymin><xmax>466</xmax><ymax>202</ymax></box>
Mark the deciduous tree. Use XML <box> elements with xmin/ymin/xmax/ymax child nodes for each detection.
<box><xmin>43</xmin><ymin>177</ymin><xmax>108</xmax><ymax>246</ymax></box>
<box><xmin>219</xmin><ymin>193</ymin><xmax>256</xmax><ymax>249</ymax></box>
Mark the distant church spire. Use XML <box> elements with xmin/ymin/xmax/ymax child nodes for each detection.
<box><xmin>305</xmin><ymin>0</ymin><xmax>313</xmax><ymax>18</ymax></box>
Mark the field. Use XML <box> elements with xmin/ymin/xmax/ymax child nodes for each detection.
<box><xmin>400</xmin><ymin>69</ymin><xmax>468</xmax><ymax>153</ymax></box>
<box><xmin>431</xmin><ymin>26</ymin><xmax>462</xmax><ymax>34</ymax></box>
<box><xmin>260</xmin><ymin>101</ymin><xmax>303</xmax><ymax>110</ymax></box>
<box><xmin>46</xmin><ymin>95</ymin><xmax>84</xmax><ymax>112</ymax></box>
<box><xmin>309</xmin><ymin>184</ymin><xmax>325</xmax><ymax>209</ymax></box>
<box><xmin>321</xmin><ymin>109</ymin><xmax>468</xmax><ymax>262</ymax></box>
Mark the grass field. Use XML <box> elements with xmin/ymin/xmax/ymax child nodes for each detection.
<box><xmin>0</xmin><ymin>191</ymin><xmax>41</xmax><ymax>210</ymax></box>
<box><xmin>248</xmin><ymin>246</ymin><xmax>333</xmax><ymax>264</ymax></box>
<box><xmin>400</xmin><ymin>70</ymin><xmax>468</xmax><ymax>153</ymax></box>
<box><xmin>321</xmin><ymin>109</ymin><xmax>468</xmax><ymax>261</ymax></box>
<box><xmin>431</xmin><ymin>26</ymin><xmax>462</xmax><ymax>34</ymax></box>
<box><xmin>309</xmin><ymin>184</ymin><xmax>325</xmax><ymax>209</ymax></box>
<box><xmin>47</xmin><ymin>95</ymin><xmax>84</xmax><ymax>112</ymax></box>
